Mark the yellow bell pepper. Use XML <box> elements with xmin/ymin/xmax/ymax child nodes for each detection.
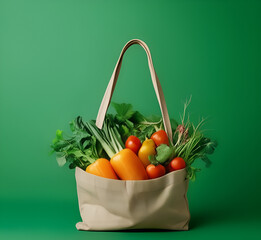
<box><xmin>138</xmin><ymin>139</ymin><xmax>156</xmax><ymax>167</ymax></box>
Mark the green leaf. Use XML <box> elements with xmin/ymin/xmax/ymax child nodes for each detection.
<box><xmin>200</xmin><ymin>155</ymin><xmax>212</xmax><ymax>168</ymax></box>
<box><xmin>69</xmin><ymin>121</ymin><xmax>76</xmax><ymax>132</ymax></box>
<box><xmin>148</xmin><ymin>155</ymin><xmax>160</xmax><ymax>166</ymax></box>
<box><xmin>66</xmin><ymin>154</ymin><xmax>76</xmax><ymax>163</ymax></box>
<box><xmin>203</xmin><ymin>139</ymin><xmax>218</xmax><ymax>155</ymax></box>
<box><xmin>81</xmin><ymin>138</ymin><xmax>91</xmax><ymax>150</ymax></box>
<box><xmin>187</xmin><ymin>166</ymin><xmax>201</xmax><ymax>181</ymax></box>
<box><xmin>136</xmin><ymin>125</ymin><xmax>155</xmax><ymax>142</ymax></box>
<box><xmin>130</xmin><ymin>111</ymin><xmax>146</xmax><ymax>123</ymax></box>
<box><xmin>125</xmin><ymin>119</ymin><xmax>134</xmax><ymax>129</ymax></box>
<box><xmin>56</xmin><ymin>152</ymin><xmax>66</xmax><ymax>167</ymax></box>
<box><xmin>52</xmin><ymin>140</ymin><xmax>69</xmax><ymax>151</ymax></box>
<box><xmin>52</xmin><ymin>129</ymin><xmax>63</xmax><ymax>145</ymax></box>
<box><xmin>69</xmin><ymin>162</ymin><xmax>76</xmax><ymax>169</ymax></box>
<box><xmin>111</xmin><ymin>102</ymin><xmax>135</xmax><ymax>122</ymax></box>
<box><xmin>145</xmin><ymin>115</ymin><xmax>162</xmax><ymax>122</ymax></box>
<box><xmin>119</xmin><ymin>124</ymin><xmax>131</xmax><ymax>141</ymax></box>
<box><xmin>155</xmin><ymin>144</ymin><xmax>175</xmax><ymax>164</ymax></box>
<box><xmin>56</xmin><ymin>129</ymin><xmax>63</xmax><ymax>139</ymax></box>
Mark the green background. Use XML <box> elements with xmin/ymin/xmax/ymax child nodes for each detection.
<box><xmin>1</xmin><ymin>0</ymin><xmax>261</xmax><ymax>239</ymax></box>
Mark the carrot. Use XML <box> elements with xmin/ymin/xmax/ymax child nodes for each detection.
<box><xmin>110</xmin><ymin>149</ymin><xmax>148</xmax><ymax>180</ymax></box>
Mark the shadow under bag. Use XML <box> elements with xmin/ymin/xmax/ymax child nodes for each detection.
<box><xmin>75</xmin><ymin>39</ymin><xmax>190</xmax><ymax>231</ymax></box>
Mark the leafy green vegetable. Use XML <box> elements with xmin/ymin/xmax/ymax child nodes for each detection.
<box><xmin>175</xmin><ymin>131</ymin><xmax>217</xmax><ymax>180</ymax></box>
<box><xmin>110</xmin><ymin>102</ymin><xmax>165</xmax><ymax>142</ymax></box>
<box><xmin>111</xmin><ymin>102</ymin><xmax>135</xmax><ymax>124</ymax></box>
<box><xmin>51</xmin><ymin>119</ymin><xmax>106</xmax><ymax>170</ymax></box>
<box><xmin>148</xmin><ymin>144</ymin><xmax>175</xmax><ymax>165</ymax></box>
<box><xmin>172</xmin><ymin>98</ymin><xmax>218</xmax><ymax>180</ymax></box>
<box><xmin>56</xmin><ymin>152</ymin><xmax>66</xmax><ymax>167</ymax></box>
<box><xmin>83</xmin><ymin>117</ymin><xmax>124</xmax><ymax>158</ymax></box>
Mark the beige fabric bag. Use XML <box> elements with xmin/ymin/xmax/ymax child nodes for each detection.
<box><xmin>75</xmin><ymin>39</ymin><xmax>190</xmax><ymax>231</ymax></box>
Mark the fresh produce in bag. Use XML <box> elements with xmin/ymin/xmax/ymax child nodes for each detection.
<box><xmin>51</xmin><ymin>101</ymin><xmax>217</xmax><ymax>181</ymax></box>
<box><xmin>50</xmin><ymin>39</ymin><xmax>217</xmax><ymax>231</ymax></box>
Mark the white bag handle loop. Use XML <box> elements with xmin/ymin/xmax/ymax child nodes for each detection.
<box><xmin>96</xmin><ymin>39</ymin><xmax>173</xmax><ymax>142</ymax></box>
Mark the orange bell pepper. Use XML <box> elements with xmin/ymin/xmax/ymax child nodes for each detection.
<box><xmin>110</xmin><ymin>149</ymin><xmax>148</xmax><ymax>180</ymax></box>
<box><xmin>86</xmin><ymin>158</ymin><xmax>118</xmax><ymax>179</ymax></box>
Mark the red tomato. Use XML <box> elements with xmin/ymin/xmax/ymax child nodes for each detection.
<box><xmin>167</xmin><ymin>157</ymin><xmax>186</xmax><ymax>172</ymax></box>
<box><xmin>150</xmin><ymin>130</ymin><xmax>169</xmax><ymax>146</ymax></box>
<box><xmin>125</xmin><ymin>135</ymin><xmax>141</xmax><ymax>154</ymax></box>
<box><xmin>146</xmin><ymin>164</ymin><xmax>166</xmax><ymax>179</ymax></box>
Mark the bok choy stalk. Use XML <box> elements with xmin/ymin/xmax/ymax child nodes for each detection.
<box><xmin>51</xmin><ymin>115</ymin><xmax>125</xmax><ymax>170</ymax></box>
<box><xmin>82</xmin><ymin>116</ymin><xmax>125</xmax><ymax>158</ymax></box>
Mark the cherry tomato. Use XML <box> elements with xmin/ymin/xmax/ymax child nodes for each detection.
<box><xmin>146</xmin><ymin>164</ymin><xmax>166</xmax><ymax>179</ymax></box>
<box><xmin>125</xmin><ymin>135</ymin><xmax>141</xmax><ymax>154</ymax></box>
<box><xmin>150</xmin><ymin>130</ymin><xmax>169</xmax><ymax>146</ymax></box>
<box><xmin>167</xmin><ymin>157</ymin><xmax>186</xmax><ymax>172</ymax></box>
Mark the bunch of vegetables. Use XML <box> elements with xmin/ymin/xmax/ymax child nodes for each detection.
<box><xmin>51</xmin><ymin>101</ymin><xmax>217</xmax><ymax>181</ymax></box>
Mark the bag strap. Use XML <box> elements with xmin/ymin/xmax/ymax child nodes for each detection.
<box><xmin>95</xmin><ymin>39</ymin><xmax>173</xmax><ymax>142</ymax></box>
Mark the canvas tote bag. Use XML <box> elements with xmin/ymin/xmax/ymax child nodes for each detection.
<box><xmin>75</xmin><ymin>39</ymin><xmax>190</xmax><ymax>231</ymax></box>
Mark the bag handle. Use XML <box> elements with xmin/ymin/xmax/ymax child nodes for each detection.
<box><xmin>95</xmin><ymin>39</ymin><xmax>173</xmax><ymax>142</ymax></box>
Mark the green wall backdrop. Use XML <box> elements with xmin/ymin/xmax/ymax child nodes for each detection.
<box><xmin>1</xmin><ymin>0</ymin><xmax>261</xmax><ymax>239</ymax></box>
